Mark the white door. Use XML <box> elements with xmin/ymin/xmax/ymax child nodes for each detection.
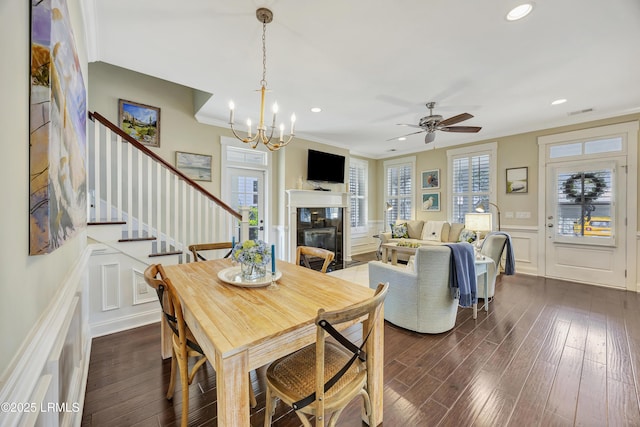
<box><xmin>545</xmin><ymin>158</ymin><xmax>626</xmax><ymax>288</ymax></box>
<box><xmin>227</xmin><ymin>168</ymin><xmax>266</xmax><ymax>241</ymax></box>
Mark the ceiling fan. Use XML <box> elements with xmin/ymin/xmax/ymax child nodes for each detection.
<box><xmin>388</xmin><ymin>102</ymin><xmax>482</xmax><ymax>144</ymax></box>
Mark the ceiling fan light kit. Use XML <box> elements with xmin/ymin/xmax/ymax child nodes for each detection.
<box><xmin>389</xmin><ymin>101</ymin><xmax>482</xmax><ymax>144</ymax></box>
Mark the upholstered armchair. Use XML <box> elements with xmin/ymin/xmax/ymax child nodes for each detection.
<box><xmin>368</xmin><ymin>246</ymin><xmax>459</xmax><ymax>334</ymax></box>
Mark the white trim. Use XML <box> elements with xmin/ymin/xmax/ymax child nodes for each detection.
<box><xmin>132</xmin><ymin>268</ymin><xmax>156</xmax><ymax>305</ymax></box>
<box><xmin>0</xmin><ymin>245</ymin><xmax>95</xmax><ymax>427</ymax></box>
<box><xmin>90</xmin><ymin>312</ymin><xmax>160</xmax><ymax>339</ymax></box>
<box><xmin>383</xmin><ymin>155</ymin><xmax>416</xmax><ymax>220</ymax></box>
<box><xmin>537</xmin><ymin>121</ymin><xmax>638</xmax><ymax>291</ymax></box>
<box><xmin>446</xmin><ymin>142</ymin><xmax>498</xmax><ymax>226</ymax></box>
<box><xmin>100</xmin><ymin>262</ymin><xmax>120</xmax><ymax>311</ymax></box>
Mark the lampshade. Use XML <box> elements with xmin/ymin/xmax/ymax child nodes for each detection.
<box><xmin>464</xmin><ymin>213</ymin><xmax>493</xmax><ymax>232</ymax></box>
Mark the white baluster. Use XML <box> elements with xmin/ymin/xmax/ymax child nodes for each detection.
<box><xmin>147</xmin><ymin>155</ymin><xmax>152</xmax><ymax>240</ymax></box>
<box><xmin>105</xmin><ymin>128</ymin><xmax>112</xmax><ymax>221</ymax></box>
<box><xmin>116</xmin><ymin>134</ymin><xmax>123</xmax><ymax>221</ymax></box>
<box><xmin>94</xmin><ymin>122</ymin><xmax>101</xmax><ymax>221</ymax></box>
<box><xmin>127</xmin><ymin>143</ymin><xmax>133</xmax><ymax>237</ymax></box>
<box><xmin>137</xmin><ymin>150</ymin><xmax>143</xmax><ymax>237</ymax></box>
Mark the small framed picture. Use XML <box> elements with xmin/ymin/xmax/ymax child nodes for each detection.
<box><xmin>422</xmin><ymin>192</ymin><xmax>440</xmax><ymax>211</ymax></box>
<box><xmin>421</xmin><ymin>169</ymin><xmax>440</xmax><ymax>189</ymax></box>
<box><xmin>118</xmin><ymin>99</ymin><xmax>161</xmax><ymax>147</ymax></box>
<box><xmin>506</xmin><ymin>167</ymin><xmax>528</xmax><ymax>193</ymax></box>
<box><xmin>176</xmin><ymin>151</ymin><xmax>212</xmax><ymax>181</ymax></box>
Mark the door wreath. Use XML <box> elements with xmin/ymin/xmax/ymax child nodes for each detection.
<box><xmin>563</xmin><ymin>173</ymin><xmax>605</xmax><ymax>202</ymax></box>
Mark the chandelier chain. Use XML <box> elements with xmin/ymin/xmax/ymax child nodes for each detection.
<box><xmin>261</xmin><ymin>20</ymin><xmax>267</xmax><ymax>87</ymax></box>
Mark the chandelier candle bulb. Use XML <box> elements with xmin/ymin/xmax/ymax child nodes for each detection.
<box><xmin>291</xmin><ymin>113</ymin><xmax>296</xmax><ymax>134</ymax></box>
<box><xmin>229</xmin><ymin>101</ymin><xmax>235</xmax><ymax>124</ymax></box>
<box><xmin>247</xmin><ymin>119</ymin><xmax>252</xmax><ymax>138</ymax></box>
<box><xmin>279</xmin><ymin>123</ymin><xmax>284</xmax><ymax>141</ymax></box>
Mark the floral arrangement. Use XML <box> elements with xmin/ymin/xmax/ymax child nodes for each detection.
<box><xmin>232</xmin><ymin>239</ymin><xmax>271</xmax><ymax>266</ymax></box>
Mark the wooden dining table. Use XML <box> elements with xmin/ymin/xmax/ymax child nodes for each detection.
<box><xmin>161</xmin><ymin>258</ymin><xmax>384</xmax><ymax>426</ymax></box>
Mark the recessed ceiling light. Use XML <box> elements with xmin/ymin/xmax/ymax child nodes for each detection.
<box><xmin>506</xmin><ymin>3</ymin><xmax>533</xmax><ymax>21</ymax></box>
<box><xmin>398</xmin><ymin>137</ymin><xmax>407</xmax><ymax>141</ymax></box>
<box><xmin>551</xmin><ymin>98</ymin><xmax>567</xmax><ymax>105</ymax></box>
<box><xmin>310</xmin><ymin>107</ymin><xmax>322</xmax><ymax>113</ymax></box>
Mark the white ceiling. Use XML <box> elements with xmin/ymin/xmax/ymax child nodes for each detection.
<box><xmin>86</xmin><ymin>0</ymin><xmax>640</xmax><ymax>159</ymax></box>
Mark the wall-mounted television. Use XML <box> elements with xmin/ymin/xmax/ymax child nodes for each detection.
<box><xmin>307</xmin><ymin>149</ymin><xmax>345</xmax><ymax>183</ymax></box>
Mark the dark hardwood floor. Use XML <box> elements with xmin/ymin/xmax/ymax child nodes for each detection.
<box><xmin>82</xmin><ymin>264</ymin><xmax>640</xmax><ymax>426</ymax></box>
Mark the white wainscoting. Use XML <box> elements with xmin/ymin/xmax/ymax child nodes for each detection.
<box><xmin>501</xmin><ymin>225</ymin><xmax>539</xmax><ymax>276</ymax></box>
<box><xmin>88</xmin><ymin>245</ymin><xmax>161</xmax><ymax>338</ymax></box>
<box><xmin>351</xmin><ymin>220</ymin><xmax>383</xmax><ymax>256</ymax></box>
<box><xmin>0</xmin><ymin>246</ymin><xmax>94</xmax><ymax>427</ymax></box>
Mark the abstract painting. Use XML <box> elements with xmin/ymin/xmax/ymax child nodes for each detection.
<box><xmin>30</xmin><ymin>0</ymin><xmax>87</xmax><ymax>255</ymax></box>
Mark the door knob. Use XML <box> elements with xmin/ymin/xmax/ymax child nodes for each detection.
<box><xmin>547</xmin><ymin>223</ymin><xmax>554</xmax><ymax>228</ymax></box>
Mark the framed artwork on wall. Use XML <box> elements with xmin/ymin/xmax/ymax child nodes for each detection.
<box><xmin>176</xmin><ymin>151</ymin><xmax>212</xmax><ymax>181</ymax></box>
<box><xmin>421</xmin><ymin>169</ymin><xmax>440</xmax><ymax>189</ymax></box>
<box><xmin>118</xmin><ymin>99</ymin><xmax>161</xmax><ymax>147</ymax></box>
<box><xmin>29</xmin><ymin>0</ymin><xmax>87</xmax><ymax>255</ymax></box>
<box><xmin>506</xmin><ymin>167</ymin><xmax>528</xmax><ymax>193</ymax></box>
<box><xmin>422</xmin><ymin>192</ymin><xmax>441</xmax><ymax>211</ymax></box>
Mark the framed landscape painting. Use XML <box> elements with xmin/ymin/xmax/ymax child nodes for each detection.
<box><xmin>118</xmin><ymin>99</ymin><xmax>161</xmax><ymax>147</ymax></box>
<box><xmin>421</xmin><ymin>169</ymin><xmax>440</xmax><ymax>189</ymax></box>
<box><xmin>506</xmin><ymin>167</ymin><xmax>528</xmax><ymax>193</ymax></box>
<box><xmin>176</xmin><ymin>151</ymin><xmax>212</xmax><ymax>181</ymax></box>
<box><xmin>422</xmin><ymin>192</ymin><xmax>441</xmax><ymax>211</ymax></box>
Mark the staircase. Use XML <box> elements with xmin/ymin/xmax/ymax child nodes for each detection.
<box><xmin>87</xmin><ymin>111</ymin><xmax>248</xmax><ymax>265</ymax></box>
<box><xmin>85</xmin><ymin>112</ymin><xmax>248</xmax><ymax>336</ymax></box>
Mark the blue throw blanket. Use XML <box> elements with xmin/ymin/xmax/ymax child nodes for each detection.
<box><xmin>482</xmin><ymin>232</ymin><xmax>516</xmax><ymax>275</ymax></box>
<box><xmin>443</xmin><ymin>243</ymin><xmax>477</xmax><ymax>307</ymax></box>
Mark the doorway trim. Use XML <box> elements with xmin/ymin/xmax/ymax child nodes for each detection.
<box><xmin>537</xmin><ymin>121</ymin><xmax>638</xmax><ymax>291</ymax></box>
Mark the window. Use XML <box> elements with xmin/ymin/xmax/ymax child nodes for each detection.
<box><xmin>384</xmin><ymin>156</ymin><xmax>415</xmax><ymax>225</ymax></box>
<box><xmin>447</xmin><ymin>143</ymin><xmax>497</xmax><ymax>225</ymax></box>
<box><xmin>349</xmin><ymin>158</ymin><xmax>368</xmax><ymax>233</ymax></box>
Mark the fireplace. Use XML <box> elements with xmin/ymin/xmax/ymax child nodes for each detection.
<box><xmin>286</xmin><ymin>190</ymin><xmax>350</xmax><ymax>271</ymax></box>
<box><xmin>296</xmin><ymin>207</ymin><xmax>343</xmax><ymax>270</ymax></box>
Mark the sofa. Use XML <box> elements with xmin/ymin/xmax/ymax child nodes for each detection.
<box><xmin>368</xmin><ymin>246</ymin><xmax>459</xmax><ymax>333</ymax></box>
<box><xmin>380</xmin><ymin>220</ymin><xmax>469</xmax><ymax>262</ymax></box>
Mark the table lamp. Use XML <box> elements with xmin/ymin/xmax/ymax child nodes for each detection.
<box><xmin>464</xmin><ymin>213</ymin><xmax>493</xmax><ymax>246</ymax></box>
<box><xmin>475</xmin><ymin>201</ymin><xmax>501</xmax><ymax>231</ymax></box>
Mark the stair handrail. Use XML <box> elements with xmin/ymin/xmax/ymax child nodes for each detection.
<box><xmin>88</xmin><ymin>111</ymin><xmax>241</xmax><ymax>220</ymax></box>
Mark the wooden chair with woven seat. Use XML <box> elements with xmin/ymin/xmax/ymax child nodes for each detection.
<box><xmin>143</xmin><ymin>264</ymin><xmax>256</xmax><ymax>427</ymax></box>
<box><xmin>188</xmin><ymin>241</ymin><xmax>233</xmax><ymax>262</ymax></box>
<box><xmin>296</xmin><ymin>246</ymin><xmax>335</xmax><ymax>273</ymax></box>
<box><xmin>264</xmin><ymin>282</ymin><xmax>388</xmax><ymax>427</ymax></box>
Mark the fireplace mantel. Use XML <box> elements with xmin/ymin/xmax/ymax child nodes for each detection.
<box><xmin>285</xmin><ymin>190</ymin><xmax>351</xmax><ymax>264</ymax></box>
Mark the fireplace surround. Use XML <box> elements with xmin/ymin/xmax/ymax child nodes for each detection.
<box><xmin>286</xmin><ymin>190</ymin><xmax>351</xmax><ymax>270</ymax></box>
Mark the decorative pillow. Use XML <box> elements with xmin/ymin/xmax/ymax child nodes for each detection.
<box><xmin>421</xmin><ymin>220</ymin><xmax>446</xmax><ymax>241</ymax></box>
<box><xmin>391</xmin><ymin>223</ymin><xmax>409</xmax><ymax>238</ymax></box>
<box><xmin>458</xmin><ymin>228</ymin><xmax>477</xmax><ymax>243</ymax></box>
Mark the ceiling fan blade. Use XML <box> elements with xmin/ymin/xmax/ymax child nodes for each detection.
<box><xmin>396</xmin><ymin>123</ymin><xmax>424</xmax><ymax>129</ymax></box>
<box><xmin>425</xmin><ymin>132</ymin><xmax>436</xmax><ymax>144</ymax></box>
<box><xmin>386</xmin><ymin>130</ymin><xmax>426</xmax><ymax>141</ymax></box>
<box><xmin>439</xmin><ymin>112</ymin><xmax>473</xmax><ymax>127</ymax></box>
<box><xmin>439</xmin><ymin>125</ymin><xmax>482</xmax><ymax>133</ymax></box>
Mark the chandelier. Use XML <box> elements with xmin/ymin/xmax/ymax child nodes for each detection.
<box><xmin>228</xmin><ymin>8</ymin><xmax>295</xmax><ymax>151</ymax></box>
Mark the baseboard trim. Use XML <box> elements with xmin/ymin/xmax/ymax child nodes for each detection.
<box><xmin>90</xmin><ymin>310</ymin><xmax>160</xmax><ymax>338</ymax></box>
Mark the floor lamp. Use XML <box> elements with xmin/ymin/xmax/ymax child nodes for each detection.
<box><xmin>383</xmin><ymin>202</ymin><xmax>393</xmax><ymax>232</ymax></box>
<box><xmin>475</xmin><ymin>201</ymin><xmax>501</xmax><ymax>231</ymax></box>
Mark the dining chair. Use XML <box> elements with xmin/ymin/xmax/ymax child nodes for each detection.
<box><xmin>188</xmin><ymin>241</ymin><xmax>233</xmax><ymax>262</ymax></box>
<box><xmin>143</xmin><ymin>264</ymin><xmax>256</xmax><ymax>427</ymax></box>
<box><xmin>264</xmin><ymin>282</ymin><xmax>388</xmax><ymax>427</ymax></box>
<box><xmin>295</xmin><ymin>246</ymin><xmax>335</xmax><ymax>273</ymax></box>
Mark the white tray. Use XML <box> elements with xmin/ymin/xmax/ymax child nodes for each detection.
<box><xmin>217</xmin><ymin>266</ymin><xmax>282</xmax><ymax>288</ymax></box>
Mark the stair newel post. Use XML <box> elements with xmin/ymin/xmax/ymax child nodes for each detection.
<box><xmin>240</xmin><ymin>206</ymin><xmax>250</xmax><ymax>242</ymax></box>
